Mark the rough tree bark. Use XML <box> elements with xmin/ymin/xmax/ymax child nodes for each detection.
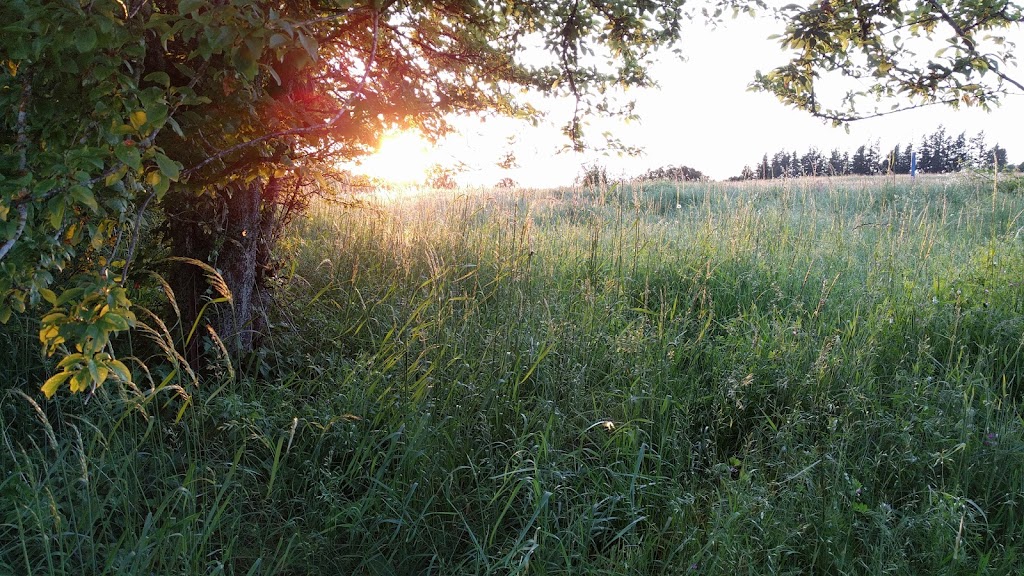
<box><xmin>166</xmin><ymin>177</ymin><xmax>277</xmax><ymax>368</ymax></box>
<box><xmin>218</xmin><ymin>180</ymin><xmax>262</xmax><ymax>355</ymax></box>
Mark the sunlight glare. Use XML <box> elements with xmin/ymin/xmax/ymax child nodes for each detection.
<box><xmin>358</xmin><ymin>130</ymin><xmax>436</xmax><ymax>186</ymax></box>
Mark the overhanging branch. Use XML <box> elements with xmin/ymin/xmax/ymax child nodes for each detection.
<box><xmin>183</xmin><ymin>10</ymin><xmax>382</xmax><ymax>180</ymax></box>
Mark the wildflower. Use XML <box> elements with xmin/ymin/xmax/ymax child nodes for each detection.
<box><xmin>984</xmin><ymin>432</ymin><xmax>999</xmax><ymax>447</ymax></box>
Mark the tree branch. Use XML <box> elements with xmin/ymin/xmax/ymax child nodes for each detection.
<box><xmin>809</xmin><ymin>98</ymin><xmax>960</xmax><ymax>123</ymax></box>
<box><xmin>0</xmin><ymin>69</ymin><xmax>33</xmax><ymax>263</ymax></box>
<box><xmin>118</xmin><ymin>188</ymin><xmax>158</xmax><ymax>286</ymax></box>
<box><xmin>925</xmin><ymin>0</ymin><xmax>1024</xmax><ymax>93</ymax></box>
<box><xmin>183</xmin><ymin>10</ymin><xmax>382</xmax><ymax>179</ymax></box>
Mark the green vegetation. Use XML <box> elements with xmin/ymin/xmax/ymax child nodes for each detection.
<box><xmin>4</xmin><ymin>174</ymin><xmax>1024</xmax><ymax>574</ymax></box>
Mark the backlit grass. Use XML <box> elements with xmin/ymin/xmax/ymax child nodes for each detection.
<box><xmin>3</xmin><ymin>173</ymin><xmax>1024</xmax><ymax>574</ymax></box>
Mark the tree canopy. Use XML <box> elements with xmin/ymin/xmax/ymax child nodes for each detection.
<box><xmin>755</xmin><ymin>0</ymin><xmax>1024</xmax><ymax>123</ymax></box>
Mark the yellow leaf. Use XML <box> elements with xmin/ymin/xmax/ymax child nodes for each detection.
<box><xmin>40</xmin><ymin>288</ymin><xmax>58</xmax><ymax>305</ymax></box>
<box><xmin>89</xmin><ymin>360</ymin><xmax>110</xmax><ymax>387</ymax></box>
<box><xmin>146</xmin><ymin>171</ymin><xmax>162</xmax><ymax>187</ymax></box>
<box><xmin>130</xmin><ymin>110</ymin><xmax>148</xmax><ymax>129</ymax></box>
<box><xmin>105</xmin><ymin>171</ymin><xmax>122</xmax><ymax>187</ymax></box>
<box><xmin>108</xmin><ymin>359</ymin><xmax>132</xmax><ymax>382</ymax></box>
<box><xmin>70</xmin><ymin>369</ymin><xmax>90</xmax><ymax>393</ymax></box>
<box><xmin>41</xmin><ymin>371</ymin><xmax>73</xmax><ymax>399</ymax></box>
<box><xmin>39</xmin><ymin>323</ymin><xmax>62</xmax><ymax>345</ymax></box>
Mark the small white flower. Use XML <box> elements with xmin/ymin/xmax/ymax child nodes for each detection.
<box><xmin>932</xmin><ymin>296</ymin><xmax>939</xmax><ymax>304</ymax></box>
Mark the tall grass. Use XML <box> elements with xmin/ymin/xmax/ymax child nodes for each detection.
<box><xmin>3</xmin><ymin>173</ymin><xmax>1024</xmax><ymax>574</ymax></box>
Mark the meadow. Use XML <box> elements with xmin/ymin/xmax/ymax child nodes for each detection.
<box><xmin>3</xmin><ymin>173</ymin><xmax>1024</xmax><ymax>574</ymax></box>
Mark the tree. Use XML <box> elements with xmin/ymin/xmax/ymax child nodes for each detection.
<box><xmin>987</xmin><ymin>144</ymin><xmax>1009</xmax><ymax>170</ymax></box>
<box><xmin>951</xmin><ymin>131</ymin><xmax>969</xmax><ymax>172</ymax></box>
<box><xmin>970</xmin><ymin>131</ymin><xmax>990</xmax><ymax>168</ymax></box>
<box><xmin>898</xmin><ymin>144</ymin><xmax>914</xmax><ymax>174</ymax></box>
<box><xmin>3</xmin><ymin>0</ymin><xmax>744</xmax><ymax>397</ymax></box>
<box><xmin>851</xmin><ymin>145</ymin><xmax>870</xmax><ymax>175</ymax></box>
<box><xmin>759</xmin><ymin>153</ymin><xmax>771</xmax><ymax>179</ymax></box>
<box><xmin>800</xmin><ymin>148</ymin><xmax>827</xmax><ymax>176</ymax></box>
<box><xmin>637</xmin><ymin>164</ymin><xmax>708</xmax><ymax>182</ymax></box>
<box><xmin>827</xmin><ymin>148</ymin><xmax>848</xmax><ymax>176</ymax></box>
<box><xmin>754</xmin><ymin>1</ymin><xmax>1024</xmax><ymax>124</ymax></box>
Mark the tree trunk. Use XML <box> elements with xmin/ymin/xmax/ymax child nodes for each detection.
<box><xmin>165</xmin><ymin>191</ymin><xmax>217</xmax><ymax>368</ymax></box>
<box><xmin>166</xmin><ymin>178</ymin><xmax>276</xmax><ymax>370</ymax></box>
<box><xmin>216</xmin><ymin>180</ymin><xmax>262</xmax><ymax>356</ymax></box>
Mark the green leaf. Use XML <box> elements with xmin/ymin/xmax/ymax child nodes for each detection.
<box><xmin>154</xmin><ymin>173</ymin><xmax>171</xmax><ymax>198</ymax></box>
<box><xmin>47</xmin><ymin>197</ymin><xmax>65</xmax><ymax>228</ymax></box>
<box><xmin>166</xmin><ymin>117</ymin><xmax>184</xmax><ymax>138</ymax></box>
<box><xmin>144</xmin><ymin>71</ymin><xmax>171</xmax><ymax>87</ymax></box>
<box><xmin>155</xmin><ymin>152</ymin><xmax>180</xmax><ymax>181</ymax></box>
<box><xmin>100</xmin><ymin>312</ymin><xmax>130</xmax><ymax>331</ymax></box>
<box><xmin>71</xmin><ymin>367</ymin><xmax>91</xmax><ymax>393</ymax></box>
<box><xmin>232</xmin><ymin>48</ymin><xmax>259</xmax><ymax>80</ymax></box>
<box><xmin>298</xmin><ymin>31</ymin><xmax>318</xmax><ymax>62</ymax></box>
<box><xmin>88</xmin><ymin>358</ymin><xmax>110</xmax><ymax>388</ymax></box>
<box><xmin>178</xmin><ymin>0</ymin><xmax>203</xmax><ymax>14</ymax></box>
<box><xmin>75</xmin><ymin>28</ymin><xmax>97</xmax><ymax>52</ymax></box>
<box><xmin>148</xmin><ymin>102</ymin><xmax>169</xmax><ymax>126</ymax></box>
<box><xmin>70</xmin><ymin>185</ymin><xmax>99</xmax><ymax>212</ymax></box>
<box><xmin>114</xmin><ymin>143</ymin><xmax>143</xmax><ymax>171</ymax></box>
<box><xmin>269</xmin><ymin>33</ymin><xmax>289</xmax><ymax>49</ymax></box>
<box><xmin>11</xmin><ymin>173</ymin><xmax>32</xmax><ymax>188</ymax></box>
<box><xmin>33</xmin><ymin>178</ymin><xmax>57</xmax><ymax>195</ymax></box>
<box><xmin>58</xmin><ymin>353</ymin><xmax>86</xmax><ymax>369</ymax></box>
<box><xmin>56</xmin><ymin>287</ymin><xmax>85</xmax><ymax>306</ymax></box>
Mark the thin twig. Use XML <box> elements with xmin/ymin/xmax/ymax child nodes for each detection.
<box><xmin>0</xmin><ymin>69</ymin><xmax>33</xmax><ymax>262</ymax></box>
<box><xmin>119</xmin><ymin>189</ymin><xmax>158</xmax><ymax>287</ymax></box>
<box><xmin>809</xmin><ymin>97</ymin><xmax>960</xmax><ymax>123</ymax></box>
<box><xmin>925</xmin><ymin>0</ymin><xmax>1024</xmax><ymax>93</ymax></box>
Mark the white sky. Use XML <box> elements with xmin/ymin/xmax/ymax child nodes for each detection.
<box><xmin>362</xmin><ymin>11</ymin><xmax>1024</xmax><ymax>187</ymax></box>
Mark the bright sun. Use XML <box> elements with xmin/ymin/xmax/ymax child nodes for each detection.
<box><xmin>356</xmin><ymin>130</ymin><xmax>437</xmax><ymax>185</ymax></box>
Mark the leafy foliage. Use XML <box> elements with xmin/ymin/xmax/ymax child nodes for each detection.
<box><xmin>754</xmin><ymin>0</ymin><xmax>1024</xmax><ymax>122</ymax></box>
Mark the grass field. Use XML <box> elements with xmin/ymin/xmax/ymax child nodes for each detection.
<box><xmin>3</xmin><ymin>173</ymin><xmax>1024</xmax><ymax>574</ymax></box>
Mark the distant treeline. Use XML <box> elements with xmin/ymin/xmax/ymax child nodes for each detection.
<box><xmin>583</xmin><ymin>163</ymin><xmax>708</xmax><ymax>186</ymax></box>
<box><xmin>637</xmin><ymin>164</ymin><xmax>709</xmax><ymax>182</ymax></box>
<box><xmin>731</xmin><ymin>126</ymin><xmax>1019</xmax><ymax>180</ymax></box>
